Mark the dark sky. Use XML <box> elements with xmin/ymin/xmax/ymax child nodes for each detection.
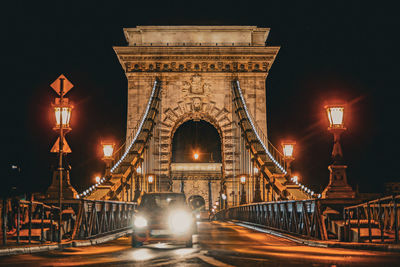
<box><xmin>3</xmin><ymin>0</ymin><xmax>399</xmax><ymax>195</ymax></box>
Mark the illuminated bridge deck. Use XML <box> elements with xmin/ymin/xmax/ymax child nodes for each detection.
<box><xmin>1</xmin><ymin>221</ymin><xmax>399</xmax><ymax>266</ymax></box>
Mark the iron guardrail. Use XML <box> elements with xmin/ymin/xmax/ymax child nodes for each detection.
<box><xmin>1</xmin><ymin>198</ymin><xmax>60</xmax><ymax>245</ymax></box>
<box><xmin>215</xmin><ymin>200</ymin><xmax>327</xmax><ymax>240</ymax></box>
<box><xmin>1</xmin><ymin>198</ymin><xmax>136</xmax><ymax>246</ymax></box>
<box><xmin>72</xmin><ymin>199</ymin><xmax>136</xmax><ymax>240</ymax></box>
<box><xmin>344</xmin><ymin>194</ymin><xmax>399</xmax><ymax>243</ymax></box>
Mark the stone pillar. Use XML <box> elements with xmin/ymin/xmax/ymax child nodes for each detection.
<box><xmin>46</xmin><ymin>170</ymin><xmax>77</xmax><ymax>200</ymax></box>
<box><xmin>322</xmin><ymin>165</ymin><xmax>355</xmax><ymax>199</ymax></box>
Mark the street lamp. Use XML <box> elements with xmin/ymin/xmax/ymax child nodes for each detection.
<box><xmin>53</xmin><ymin>98</ymin><xmax>73</xmax><ymax>131</ymax></box>
<box><xmin>239</xmin><ymin>174</ymin><xmax>247</xmax><ymax>205</ymax></box>
<box><xmin>101</xmin><ymin>141</ymin><xmax>114</xmax><ymax>180</ymax></box>
<box><xmin>49</xmin><ymin>75</ymin><xmax>75</xmax><ymax>243</ymax></box>
<box><xmin>95</xmin><ymin>176</ymin><xmax>101</xmax><ymax>183</ymax></box>
<box><xmin>253</xmin><ymin>166</ymin><xmax>262</xmax><ymax>203</ymax></box>
<box><xmin>193</xmin><ymin>152</ymin><xmax>199</xmax><ymax>160</ymax></box>
<box><xmin>281</xmin><ymin>140</ymin><xmax>296</xmax><ymax>177</ymax></box>
<box><xmin>322</xmin><ymin>104</ymin><xmax>355</xmax><ymax>199</ymax></box>
<box><xmin>147</xmin><ymin>174</ymin><xmax>154</xmax><ymax>192</ymax></box>
<box><xmin>102</xmin><ymin>143</ymin><xmax>114</xmax><ymax>158</ymax></box>
<box><xmin>133</xmin><ymin>164</ymin><xmax>142</xmax><ymax>202</ymax></box>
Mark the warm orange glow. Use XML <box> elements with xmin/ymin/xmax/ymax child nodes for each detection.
<box><xmin>325</xmin><ymin>105</ymin><xmax>345</xmax><ymax>128</ymax></box>
<box><xmin>147</xmin><ymin>175</ymin><xmax>154</xmax><ymax>184</ymax></box>
<box><xmin>95</xmin><ymin>176</ymin><xmax>101</xmax><ymax>183</ymax></box>
<box><xmin>240</xmin><ymin>175</ymin><xmax>246</xmax><ymax>184</ymax></box>
<box><xmin>281</xmin><ymin>141</ymin><xmax>296</xmax><ymax>158</ymax></box>
<box><xmin>193</xmin><ymin>152</ymin><xmax>199</xmax><ymax>160</ymax></box>
<box><xmin>53</xmin><ymin>98</ymin><xmax>73</xmax><ymax>128</ymax></box>
<box><xmin>102</xmin><ymin>143</ymin><xmax>114</xmax><ymax>158</ymax></box>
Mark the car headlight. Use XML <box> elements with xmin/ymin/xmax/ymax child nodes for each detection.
<box><xmin>168</xmin><ymin>210</ymin><xmax>192</xmax><ymax>234</ymax></box>
<box><xmin>134</xmin><ymin>216</ymin><xmax>148</xmax><ymax>228</ymax></box>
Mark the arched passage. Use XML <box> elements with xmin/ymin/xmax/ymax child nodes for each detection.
<box><xmin>171</xmin><ymin>120</ymin><xmax>222</xmax><ymax>163</ymax></box>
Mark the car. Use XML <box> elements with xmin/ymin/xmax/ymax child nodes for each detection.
<box><xmin>188</xmin><ymin>195</ymin><xmax>208</xmax><ymax>221</ymax></box>
<box><xmin>131</xmin><ymin>192</ymin><xmax>196</xmax><ymax>248</ymax></box>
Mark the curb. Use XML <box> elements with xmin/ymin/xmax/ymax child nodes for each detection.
<box><xmin>0</xmin><ymin>229</ymin><xmax>132</xmax><ymax>256</ymax></box>
<box><xmin>230</xmin><ymin>220</ymin><xmax>400</xmax><ymax>252</ymax></box>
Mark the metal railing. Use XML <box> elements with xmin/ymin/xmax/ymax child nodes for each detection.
<box><xmin>215</xmin><ymin>200</ymin><xmax>327</xmax><ymax>240</ymax></box>
<box><xmin>72</xmin><ymin>199</ymin><xmax>136</xmax><ymax>239</ymax></box>
<box><xmin>1</xmin><ymin>198</ymin><xmax>60</xmax><ymax>245</ymax></box>
<box><xmin>344</xmin><ymin>194</ymin><xmax>399</xmax><ymax>243</ymax></box>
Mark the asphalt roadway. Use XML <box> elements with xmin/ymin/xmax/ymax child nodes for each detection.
<box><xmin>1</xmin><ymin>221</ymin><xmax>400</xmax><ymax>266</ymax></box>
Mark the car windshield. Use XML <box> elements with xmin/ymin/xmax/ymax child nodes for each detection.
<box><xmin>139</xmin><ymin>193</ymin><xmax>186</xmax><ymax>210</ymax></box>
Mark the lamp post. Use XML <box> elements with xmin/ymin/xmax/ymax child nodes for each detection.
<box><xmin>253</xmin><ymin>166</ymin><xmax>262</xmax><ymax>203</ymax></box>
<box><xmin>281</xmin><ymin>141</ymin><xmax>296</xmax><ymax>178</ymax></box>
<box><xmin>322</xmin><ymin>104</ymin><xmax>355</xmax><ymax>199</ymax></box>
<box><xmin>51</xmin><ymin>75</ymin><xmax>74</xmax><ymax>243</ymax></box>
<box><xmin>147</xmin><ymin>174</ymin><xmax>154</xmax><ymax>192</ymax></box>
<box><xmin>101</xmin><ymin>141</ymin><xmax>115</xmax><ymax>180</ymax></box>
<box><xmin>239</xmin><ymin>174</ymin><xmax>247</xmax><ymax>205</ymax></box>
<box><xmin>133</xmin><ymin>165</ymin><xmax>142</xmax><ymax>202</ymax></box>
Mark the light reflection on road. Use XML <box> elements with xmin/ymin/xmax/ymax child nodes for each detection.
<box><xmin>0</xmin><ymin>221</ymin><xmax>399</xmax><ymax>266</ymax></box>
<box><xmin>130</xmin><ymin>248</ymin><xmax>154</xmax><ymax>261</ymax></box>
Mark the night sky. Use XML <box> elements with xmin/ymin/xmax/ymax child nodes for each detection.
<box><xmin>3</xmin><ymin>1</ymin><xmax>399</xmax><ymax>196</ymax></box>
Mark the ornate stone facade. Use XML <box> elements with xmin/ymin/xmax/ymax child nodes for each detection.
<box><xmin>114</xmin><ymin>26</ymin><xmax>279</xmax><ymax>207</ymax></box>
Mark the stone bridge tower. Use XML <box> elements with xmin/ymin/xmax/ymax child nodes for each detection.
<box><xmin>114</xmin><ymin>26</ymin><xmax>279</xmax><ymax>207</ymax></box>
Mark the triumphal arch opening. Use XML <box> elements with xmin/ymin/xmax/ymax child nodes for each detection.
<box><xmin>114</xmin><ymin>26</ymin><xmax>279</xmax><ymax>208</ymax></box>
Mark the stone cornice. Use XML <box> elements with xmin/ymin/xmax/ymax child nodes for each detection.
<box><xmin>114</xmin><ymin>46</ymin><xmax>279</xmax><ymax>73</ymax></box>
<box><xmin>114</xmin><ymin>45</ymin><xmax>279</xmax><ymax>56</ymax></box>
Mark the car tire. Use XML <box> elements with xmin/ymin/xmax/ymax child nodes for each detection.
<box><xmin>185</xmin><ymin>236</ymin><xmax>193</xmax><ymax>248</ymax></box>
<box><xmin>131</xmin><ymin>235</ymin><xmax>142</xmax><ymax>248</ymax></box>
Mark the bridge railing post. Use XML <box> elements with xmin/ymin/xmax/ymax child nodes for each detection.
<box><xmin>40</xmin><ymin>204</ymin><xmax>44</xmax><ymax>243</ymax></box>
<box><xmin>394</xmin><ymin>195</ymin><xmax>398</xmax><ymax>243</ymax></box>
<box><xmin>28</xmin><ymin>200</ymin><xmax>32</xmax><ymax>244</ymax></box>
<box><xmin>16</xmin><ymin>202</ymin><xmax>20</xmax><ymax>244</ymax></box>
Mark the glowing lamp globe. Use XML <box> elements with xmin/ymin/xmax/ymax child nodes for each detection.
<box><xmin>325</xmin><ymin>104</ymin><xmax>345</xmax><ymax>129</ymax></box>
<box><xmin>281</xmin><ymin>141</ymin><xmax>296</xmax><ymax>159</ymax></box>
<box><xmin>193</xmin><ymin>152</ymin><xmax>199</xmax><ymax>160</ymax></box>
<box><xmin>102</xmin><ymin>142</ymin><xmax>115</xmax><ymax>158</ymax></box>
<box><xmin>240</xmin><ymin>175</ymin><xmax>246</xmax><ymax>185</ymax></box>
<box><xmin>53</xmin><ymin>98</ymin><xmax>73</xmax><ymax>129</ymax></box>
<box><xmin>95</xmin><ymin>176</ymin><xmax>101</xmax><ymax>183</ymax></box>
<box><xmin>136</xmin><ymin>166</ymin><xmax>142</xmax><ymax>174</ymax></box>
<box><xmin>147</xmin><ymin>175</ymin><xmax>154</xmax><ymax>184</ymax></box>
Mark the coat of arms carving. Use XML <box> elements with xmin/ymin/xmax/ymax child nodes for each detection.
<box><xmin>182</xmin><ymin>74</ymin><xmax>210</xmax><ymax>95</ymax></box>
